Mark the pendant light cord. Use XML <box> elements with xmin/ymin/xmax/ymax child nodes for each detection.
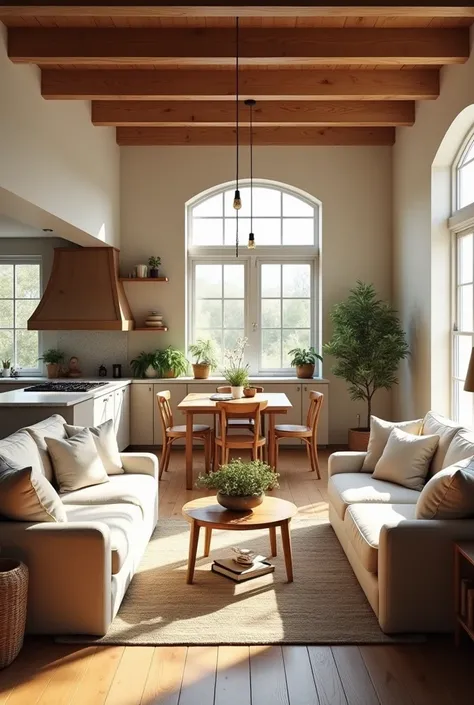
<box><xmin>250</xmin><ymin>101</ymin><xmax>253</xmax><ymax>234</ymax></box>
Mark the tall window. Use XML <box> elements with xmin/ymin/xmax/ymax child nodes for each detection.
<box><xmin>187</xmin><ymin>181</ymin><xmax>320</xmax><ymax>374</ymax></box>
<box><xmin>456</xmin><ymin>134</ymin><xmax>474</xmax><ymax>210</ymax></box>
<box><xmin>0</xmin><ymin>258</ymin><xmax>41</xmax><ymax>374</ymax></box>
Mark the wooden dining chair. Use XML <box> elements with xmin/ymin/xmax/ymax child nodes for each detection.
<box><xmin>216</xmin><ymin>385</ymin><xmax>265</xmax><ymax>433</ymax></box>
<box><xmin>273</xmin><ymin>391</ymin><xmax>324</xmax><ymax>478</ymax></box>
<box><xmin>215</xmin><ymin>399</ymin><xmax>268</xmax><ymax>466</ymax></box>
<box><xmin>156</xmin><ymin>391</ymin><xmax>213</xmax><ymax>479</ymax></box>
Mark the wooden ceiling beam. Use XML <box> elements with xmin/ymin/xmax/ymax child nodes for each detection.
<box><xmin>41</xmin><ymin>68</ymin><xmax>440</xmax><ymax>101</ymax></box>
<box><xmin>116</xmin><ymin>126</ymin><xmax>395</xmax><ymax>146</ymax></box>
<box><xmin>9</xmin><ymin>27</ymin><xmax>469</xmax><ymax>66</ymax></box>
<box><xmin>92</xmin><ymin>99</ymin><xmax>415</xmax><ymax>127</ymax></box>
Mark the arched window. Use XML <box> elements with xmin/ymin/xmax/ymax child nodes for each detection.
<box><xmin>456</xmin><ymin>133</ymin><xmax>474</xmax><ymax>210</ymax></box>
<box><xmin>186</xmin><ymin>180</ymin><xmax>320</xmax><ymax>374</ymax></box>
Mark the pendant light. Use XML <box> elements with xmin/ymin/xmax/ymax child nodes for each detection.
<box><xmin>245</xmin><ymin>98</ymin><xmax>256</xmax><ymax>249</ymax></box>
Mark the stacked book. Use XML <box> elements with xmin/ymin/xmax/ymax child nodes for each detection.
<box><xmin>212</xmin><ymin>555</ymin><xmax>274</xmax><ymax>582</ymax></box>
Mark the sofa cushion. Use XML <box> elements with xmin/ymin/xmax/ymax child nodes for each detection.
<box><xmin>0</xmin><ymin>465</ymin><xmax>67</xmax><ymax>523</ymax></box>
<box><xmin>344</xmin><ymin>503</ymin><xmax>416</xmax><ymax>574</ymax></box>
<box><xmin>46</xmin><ymin>428</ymin><xmax>109</xmax><ymax>493</ymax></box>
<box><xmin>64</xmin><ymin>419</ymin><xmax>123</xmax><ymax>475</ymax></box>
<box><xmin>421</xmin><ymin>411</ymin><xmax>463</xmax><ymax>476</ymax></box>
<box><xmin>0</xmin><ymin>429</ymin><xmax>44</xmax><ymax>479</ymax></box>
<box><xmin>416</xmin><ymin>457</ymin><xmax>474</xmax><ymax>520</ymax></box>
<box><xmin>64</xmin><ymin>502</ymin><xmax>143</xmax><ymax>575</ymax></box>
<box><xmin>442</xmin><ymin>430</ymin><xmax>474</xmax><ymax>468</ymax></box>
<box><xmin>60</xmin><ymin>473</ymin><xmax>156</xmax><ymax>520</ymax></box>
<box><xmin>362</xmin><ymin>415</ymin><xmax>423</xmax><ymax>472</ymax></box>
<box><xmin>25</xmin><ymin>414</ymin><xmax>67</xmax><ymax>483</ymax></box>
<box><xmin>372</xmin><ymin>427</ymin><xmax>439</xmax><ymax>491</ymax></box>
<box><xmin>328</xmin><ymin>473</ymin><xmax>421</xmax><ymax>520</ymax></box>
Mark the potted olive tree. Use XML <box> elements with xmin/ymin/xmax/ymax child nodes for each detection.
<box><xmin>197</xmin><ymin>459</ymin><xmax>279</xmax><ymax>511</ymax></box>
<box><xmin>188</xmin><ymin>338</ymin><xmax>218</xmax><ymax>379</ymax></box>
<box><xmin>323</xmin><ymin>281</ymin><xmax>409</xmax><ymax>451</ymax></box>
<box><xmin>288</xmin><ymin>346</ymin><xmax>323</xmax><ymax>379</ymax></box>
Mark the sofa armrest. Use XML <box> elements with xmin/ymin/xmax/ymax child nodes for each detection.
<box><xmin>0</xmin><ymin>521</ymin><xmax>111</xmax><ymax>635</ymax></box>
<box><xmin>378</xmin><ymin>519</ymin><xmax>474</xmax><ymax>633</ymax></box>
<box><xmin>328</xmin><ymin>451</ymin><xmax>367</xmax><ymax>477</ymax></box>
<box><xmin>120</xmin><ymin>452</ymin><xmax>158</xmax><ymax>481</ymax></box>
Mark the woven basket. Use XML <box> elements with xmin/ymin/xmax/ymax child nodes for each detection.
<box><xmin>0</xmin><ymin>559</ymin><xmax>28</xmax><ymax>669</ymax></box>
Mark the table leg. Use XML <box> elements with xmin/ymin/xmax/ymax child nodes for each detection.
<box><xmin>269</xmin><ymin>526</ymin><xmax>277</xmax><ymax>557</ymax></box>
<box><xmin>186</xmin><ymin>521</ymin><xmax>201</xmax><ymax>585</ymax></box>
<box><xmin>268</xmin><ymin>413</ymin><xmax>276</xmax><ymax>470</ymax></box>
<box><xmin>185</xmin><ymin>411</ymin><xmax>194</xmax><ymax>491</ymax></box>
<box><xmin>204</xmin><ymin>527</ymin><xmax>212</xmax><ymax>557</ymax></box>
<box><xmin>280</xmin><ymin>520</ymin><xmax>294</xmax><ymax>583</ymax></box>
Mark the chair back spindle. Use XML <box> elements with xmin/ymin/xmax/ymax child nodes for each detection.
<box><xmin>157</xmin><ymin>391</ymin><xmax>173</xmax><ymax>433</ymax></box>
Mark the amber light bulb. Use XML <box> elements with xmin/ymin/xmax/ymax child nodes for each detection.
<box><xmin>233</xmin><ymin>189</ymin><xmax>242</xmax><ymax>210</ymax></box>
<box><xmin>248</xmin><ymin>233</ymin><xmax>255</xmax><ymax>249</ymax></box>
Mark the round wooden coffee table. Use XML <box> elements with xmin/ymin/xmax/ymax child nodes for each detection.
<box><xmin>182</xmin><ymin>496</ymin><xmax>297</xmax><ymax>584</ymax></box>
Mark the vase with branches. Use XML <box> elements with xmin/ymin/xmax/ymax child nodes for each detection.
<box><xmin>221</xmin><ymin>337</ymin><xmax>250</xmax><ymax>398</ymax></box>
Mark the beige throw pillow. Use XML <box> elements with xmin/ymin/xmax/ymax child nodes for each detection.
<box><xmin>0</xmin><ymin>465</ymin><xmax>67</xmax><ymax>522</ymax></box>
<box><xmin>416</xmin><ymin>457</ymin><xmax>474</xmax><ymax>520</ymax></box>
<box><xmin>64</xmin><ymin>419</ymin><xmax>123</xmax><ymax>475</ymax></box>
<box><xmin>362</xmin><ymin>416</ymin><xmax>423</xmax><ymax>472</ymax></box>
<box><xmin>46</xmin><ymin>428</ymin><xmax>109</xmax><ymax>493</ymax></box>
<box><xmin>372</xmin><ymin>427</ymin><xmax>439</xmax><ymax>491</ymax></box>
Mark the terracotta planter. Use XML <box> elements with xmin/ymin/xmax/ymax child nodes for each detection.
<box><xmin>163</xmin><ymin>369</ymin><xmax>178</xmax><ymax>378</ymax></box>
<box><xmin>46</xmin><ymin>363</ymin><xmax>60</xmax><ymax>379</ymax></box>
<box><xmin>296</xmin><ymin>364</ymin><xmax>315</xmax><ymax>379</ymax></box>
<box><xmin>217</xmin><ymin>491</ymin><xmax>264</xmax><ymax>512</ymax></box>
<box><xmin>192</xmin><ymin>363</ymin><xmax>210</xmax><ymax>380</ymax></box>
<box><xmin>243</xmin><ymin>387</ymin><xmax>257</xmax><ymax>398</ymax></box>
<box><xmin>348</xmin><ymin>428</ymin><xmax>370</xmax><ymax>451</ymax></box>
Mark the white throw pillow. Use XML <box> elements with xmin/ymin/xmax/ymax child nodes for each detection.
<box><xmin>46</xmin><ymin>428</ymin><xmax>109</xmax><ymax>493</ymax></box>
<box><xmin>362</xmin><ymin>416</ymin><xmax>423</xmax><ymax>472</ymax></box>
<box><xmin>372</xmin><ymin>427</ymin><xmax>439</xmax><ymax>491</ymax></box>
<box><xmin>416</xmin><ymin>457</ymin><xmax>474</xmax><ymax>519</ymax></box>
<box><xmin>421</xmin><ymin>411</ymin><xmax>463</xmax><ymax>476</ymax></box>
<box><xmin>442</xmin><ymin>430</ymin><xmax>474</xmax><ymax>469</ymax></box>
<box><xmin>64</xmin><ymin>419</ymin><xmax>123</xmax><ymax>475</ymax></box>
<box><xmin>0</xmin><ymin>465</ymin><xmax>67</xmax><ymax>522</ymax></box>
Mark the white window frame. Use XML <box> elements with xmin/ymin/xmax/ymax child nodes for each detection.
<box><xmin>0</xmin><ymin>255</ymin><xmax>42</xmax><ymax>376</ymax></box>
<box><xmin>453</xmin><ymin>128</ymin><xmax>474</xmax><ymax>212</ymax></box>
<box><xmin>186</xmin><ymin>180</ymin><xmax>321</xmax><ymax>376</ymax></box>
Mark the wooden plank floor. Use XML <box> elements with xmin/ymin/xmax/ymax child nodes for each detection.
<box><xmin>0</xmin><ymin>448</ymin><xmax>472</xmax><ymax>705</ymax></box>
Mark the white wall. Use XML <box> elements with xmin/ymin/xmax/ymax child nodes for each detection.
<box><xmin>121</xmin><ymin>145</ymin><xmax>393</xmax><ymax>443</ymax></box>
<box><xmin>393</xmin><ymin>28</ymin><xmax>474</xmax><ymax>420</ymax></box>
<box><xmin>0</xmin><ymin>24</ymin><xmax>120</xmax><ymax>248</ymax></box>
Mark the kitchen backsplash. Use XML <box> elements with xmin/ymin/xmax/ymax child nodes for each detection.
<box><xmin>56</xmin><ymin>331</ymin><xmax>129</xmax><ymax>377</ymax></box>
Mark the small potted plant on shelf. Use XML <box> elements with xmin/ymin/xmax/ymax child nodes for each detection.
<box><xmin>188</xmin><ymin>338</ymin><xmax>218</xmax><ymax>380</ymax></box>
<box><xmin>222</xmin><ymin>337</ymin><xmax>250</xmax><ymax>399</ymax></box>
<box><xmin>196</xmin><ymin>459</ymin><xmax>279</xmax><ymax>512</ymax></box>
<box><xmin>288</xmin><ymin>346</ymin><xmax>322</xmax><ymax>379</ymax></box>
<box><xmin>130</xmin><ymin>350</ymin><xmax>161</xmax><ymax>379</ymax></box>
<box><xmin>2</xmin><ymin>359</ymin><xmax>11</xmax><ymax>378</ymax></box>
<box><xmin>148</xmin><ymin>256</ymin><xmax>161</xmax><ymax>278</ymax></box>
<box><xmin>39</xmin><ymin>349</ymin><xmax>65</xmax><ymax>379</ymax></box>
<box><xmin>157</xmin><ymin>346</ymin><xmax>188</xmax><ymax>378</ymax></box>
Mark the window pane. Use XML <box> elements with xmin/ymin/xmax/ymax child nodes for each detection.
<box><xmin>192</xmin><ymin>219</ymin><xmax>223</xmax><ymax>246</ymax></box>
<box><xmin>195</xmin><ymin>299</ymin><xmax>222</xmax><ymax>328</ymax></box>
<box><xmin>253</xmin><ymin>218</ymin><xmax>281</xmax><ymax>246</ymax></box>
<box><xmin>283</xmin><ymin>193</ymin><xmax>313</xmax><ymax>217</ymax></box>
<box><xmin>0</xmin><ymin>330</ymin><xmax>13</xmax><ymax>363</ymax></box>
<box><xmin>195</xmin><ymin>329</ymin><xmax>223</xmax><ymax>359</ymax></box>
<box><xmin>224</xmin><ymin>300</ymin><xmax>244</xmax><ymax>328</ymax></box>
<box><xmin>261</xmin><ymin>329</ymin><xmax>281</xmax><ymax>368</ymax></box>
<box><xmin>283</xmin><ymin>264</ymin><xmax>311</xmax><ymax>297</ymax></box>
<box><xmin>455</xmin><ymin>335</ymin><xmax>473</xmax><ymax>379</ymax></box>
<box><xmin>193</xmin><ymin>193</ymin><xmax>223</xmax><ymax>218</ymax></box>
<box><xmin>283</xmin><ymin>299</ymin><xmax>311</xmax><ymax>328</ymax></box>
<box><xmin>195</xmin><ymin>265</ymin><xmax>222</xmax><ymax>298</ymax></box>
<box><xmin>0</xmin><ymin>265</ymin><xmax>13</xmax><ymax>298</ymax></box>
<box><xmin>224</xmin><ymin>218</ymin><xmax>250</xmax><ymax>246</ymax></box>
<box><xmin>16</xmin><ymin>264</ymin><xmax>40</xmax><ymax>299</ymax></box>
<box><xmin>253</xmin><ymin>188</ymin><xmax>281</xmax><ymax>217</ymax></box>
<box><xmin>459</xmin><ymin>161</ymin><xmax>474</xmax><ymax>209</ymax></box>
<box><xmin>16</xmin><ymin>299</ymin><xmax>38</xmax><ymax>329</ymax></box>
<box><xmin>223</xmin><ymin>264</ymin><xmax>244</xmax><ymax>298</ymax></box>
<box><xmin>0</xmin><ymin>300</ymin><xmax>13</xmax><ymax>329</ymax></box>
<box><xmin>456</xmin><ymin>380</ymin><xmax>473</xmax><ymax>427</ymax></box>
<box><xmin>224</xmin><ymin>188</ymin><xmax>251</xmax><ymax>217</ymax></box>
<box><xmin>459</xmin><ymin>233</ymin><xmax>473</xmax><ymax>284</ymax></box>
<box><xmin>283</xmin><ymin>218</ymin><xmax>314</xmax><ymax>246</ymax></box>
<box><xmin>459</xmin><ymin>284</ymin><xmax>473</xmax><ymax>331</ymax></box>
<box><xmin>463</xmin><ymin>140</ymin><xmax>474</xmax><ymax>165</ymax></box>
<box><xmin>16</xmin><ymin>330</ymin><xmax>38</xmax><ymax>369</ymax></box>
<box><xmin>282</xmin><ymin>329</ymin><xmax>311</xmax><ymax>361</ymax></box>
<box><xmin>261</xmin><ymin>264</ymin><xmax>281</xmax><ymax>297</ymax></box>
<box><xmin>223</xmin><ymin>329</ymin><xmax>245</xmax><ymax>352</ymax></box>
<box><xmin>261</xmin><ymin>299</ymin><xmax>281</xmax><ymax>328</ymax></box>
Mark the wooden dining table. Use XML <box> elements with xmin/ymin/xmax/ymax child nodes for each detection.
<box><xmin>177</xmin><ymin>392</ymin><xmax>293</xmax><ymax>490</ymax></box>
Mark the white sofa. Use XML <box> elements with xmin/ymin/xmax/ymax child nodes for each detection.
<box><xmin>0</xmin><ymin>415</ymin><xmax>158</xmax><ymax>636</ymax></box>
<box><xmin>328</xmin><ymin>411</ymin><xmax>474</xmax><ymax>634</ymax></box>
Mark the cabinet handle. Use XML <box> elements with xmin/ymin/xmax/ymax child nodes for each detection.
<box><xmin>297</xmin><ymin>386</ymin><xmax>300</xmax><ymax>392</ymax></box>
<box><xmin>304</xmin><ymin>386</ymin><xmax>307</xmax><ymax>392</ymax></box>
<box><xmin>149</xmin><ymin>386</ymin><xmax>152</xmax><ymax>392</ymax></box>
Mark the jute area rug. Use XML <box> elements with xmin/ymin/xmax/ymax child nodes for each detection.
<box><xmin>63</xmin><ymin>518</ymin><xmax>420</xmax><ymax>645</ymax></box>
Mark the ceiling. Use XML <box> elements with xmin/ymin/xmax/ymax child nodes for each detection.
<box><xmin>1</xmin><ymin>2</ymin><xmax>473</xmax><ymax>146</ymax></box>
<box><xmin>0</xmin><ymin>215</ymin><xmax>53</xmax><ymax>238</ymax></box>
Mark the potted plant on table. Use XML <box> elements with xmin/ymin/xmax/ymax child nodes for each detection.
<box><xmin>188</xmin><ymin>338</ymin><xmax>219</xmax><ymax>380</ymax></box>
<box><xmin>39</xmin><ymin>349</ymin><xmax>65</xmax><ymax>379</ymax></box>
<box><xmin>222</xmin><ymin>337</ymin><xmax>250</xmax><ymax>399</ymax></box>
<box><xmin>130</xmin><ymin>350</ymin><xmax>161</xmax><ymax>379</ymax></box>
<box><xmin>323</xmin><ymin>281</ymin><xmax>409</xmax><ymax>451</ymax></box>
<box><xmin>288</xmin><ymin>346</ymin><xmax>323</xmax><ymax>379</ymax></box>
<box><xmin>2</xmin><ymin>359</ymin><xmax>11</xmax><ymax>378</ymax></box>
<box><xmin>148</xmin><ymin>256</ymin><xmax>161</xmax><ymax>278</ymax></box>
<box><xmin>157</xmin><ymin>346</ymin><xmax>188</xmax><ymax>378</ymax></box>
<box><xmin>196</xmin><ymin>459</ymin><xmax>279</xmax><ymax>512</ymax></box>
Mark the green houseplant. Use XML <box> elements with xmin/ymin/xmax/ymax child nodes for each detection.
<box><xmin>2</xmin><ymin>359</ymin><xmax>11</xmax><ymax>378</ymax></box>
<box><xmin>39</xmin><ymin>349</ymin><xmax>65</xmax><ymax>379</ymax></box>
<box><xmin>222</xmin><ymin>337</ymin><xmax>250</xmax><ymax>398</ymax></box>
<box><xmin>288</xmin><ymin>346</ymin><xmax>323</xmax><ymax>379</ymax></box>
<box><xmin>323</xmin><ymin>281</ymin><xmax>409</xmax><ymax>450</ymax></box>
<box><xmin>196</xmin><ymin>459</ymin><xmax>279</xmax><ymax>511</ymax></box>
<box><xmin>158</xmin><ymin>346</ymin><xmax>188</xmax><ymax>378</ymax></box>
<box><xmin>188</xmin><ymin>338</ymin><xmax>219</xmax><ymax>380</ymax></box>
<box><xmin>148</xmin><ymin>256</ymin><xmax>161</xmax><ymax>278</ymax></box>
<box><xmin>130</xmin><ymin>350</ymin><xmax>160</xmax><ymax>379</ymax></box>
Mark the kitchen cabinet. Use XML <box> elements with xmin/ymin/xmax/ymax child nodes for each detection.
<box><xmin>130</xmin><ymin>383</ymin><xmax>154</xmax><ymax>445</ymax></box>
<box><xmin>153</xmin><ymin>383</ymin><xmax>187</xmax><ymax>446</ymax></box>
<box><xmin>93</xmin><ymin>390</ymin><xmax>115</xmax><ymax>427</ymax></box>
<box><xmin>301</xmin><ymin>383</ymin><xmax>329</xmax><ymax>446</ymax></box>
<box><xmin>114</xmin><ymin>385</ymin><xmax>130</xmax><ymax>451</ymax></box>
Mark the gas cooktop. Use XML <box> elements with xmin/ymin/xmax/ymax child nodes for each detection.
<box><xmin>24</xmin><ymin>382</ymin><xmax>109</xmax><ymax>393</ymax></box>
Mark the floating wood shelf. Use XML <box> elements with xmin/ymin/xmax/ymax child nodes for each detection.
<box><xmin>133</xmin><ymin>327</ymin><xmax>169</xmax><ymax>332</ymax></box>
<box><xmin>120</xmin><ymin>277</ymin><xmax>169</xmax><ymax>282</ymax></box>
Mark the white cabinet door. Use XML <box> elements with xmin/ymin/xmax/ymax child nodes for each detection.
<box><xmin>153</xmin><ymin>383</ymin><xmax>188</xmax><ymax>446</ymax></box>
<box><xmin>115</xmin><ymin>385</ymin><xmax>130</xmax><ymax>451</ymax></box>
<box><xmin>93</xmin><ymin>391</ymin><xmax>115</xmax><ymax>427</ymax></box>
<box><xmin>302</xmin><ymin>383</ymin><xmax>329</xmax><ymax>446</ymax></box>
<box><xmin>261</xmin><ymin>383</ymin><xmax>303</xmax><ymax>446</ymax></box>
<box><xmin>130</xmin><ymin>383</ymin><xmax>154</xmax><ymax>445</ymax></box>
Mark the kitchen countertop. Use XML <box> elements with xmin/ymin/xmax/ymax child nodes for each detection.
<box><xmin>0</xmin><ymin>379</ymin><xmax>131</xmax><ymax>407</ymax></box>
<box><xmin>131</xmin><ymin>376</ymin><xmax>330</xmax><ymax>384</ymax></box>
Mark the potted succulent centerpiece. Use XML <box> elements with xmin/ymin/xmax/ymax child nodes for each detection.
<box><xmin>288</xmin><ymin>346</ymin><xmax>323</xmax><ymax>379</ymax></box>
<box><xmin>39</xmin><ymin>349</ymin><xmax>65</xmax><ymax>379</ymax></box>
<box><xmin>148</xmin><ymin>256</ymin><xmax>161</xmax><ymax>278</ymax></box>
<box><xmin>188</xmin><ymin>338</ymin><xmax>218</xmax><ymax>380</ymax></box>
<box><xmin>196</xmin><ymin>459</ymin><xmax>279</xmax><ymax>512</ymax></box>
<box><xmin>130</xmin><ymin>350</ymin><xmax>161</xmax><ymax>379</ymax></box>
<box><xmin>323</xmin><ymin>281</ymin><xmax>409</xmax><ymax>451</ymax></box>
<box><xmin>2</xmin><ymin>359</ymin><xmax>11</xmax><ymax>378</ymax></box>
<box><xmin>158</xmin><ymin>346</ymin><xmax>188</xmax><ymax>378</ymax></box>
<box><xmin>222</xmin><ymin>337</ymin><xmax>250</xmax><ymax>399</ymax></box>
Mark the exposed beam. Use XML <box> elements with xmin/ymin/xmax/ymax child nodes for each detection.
<box><xmin>8</xmin><ymin>27</ymin><xmax>469</xmax><ymax>66</ymax></box>
<box><xmin>42</xmin><ymin>68</ymin><xmax>440</xmax><ymax>102</ymax></box>
<box><xmin>116</xmin><ymin>126</ymin><xmax>395</xmax><ymax>146</ymax></box>
<box><xmin>92</xmin><ymin>100</ymin><xmax>415</xmax><ymax>127</ymax></box>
